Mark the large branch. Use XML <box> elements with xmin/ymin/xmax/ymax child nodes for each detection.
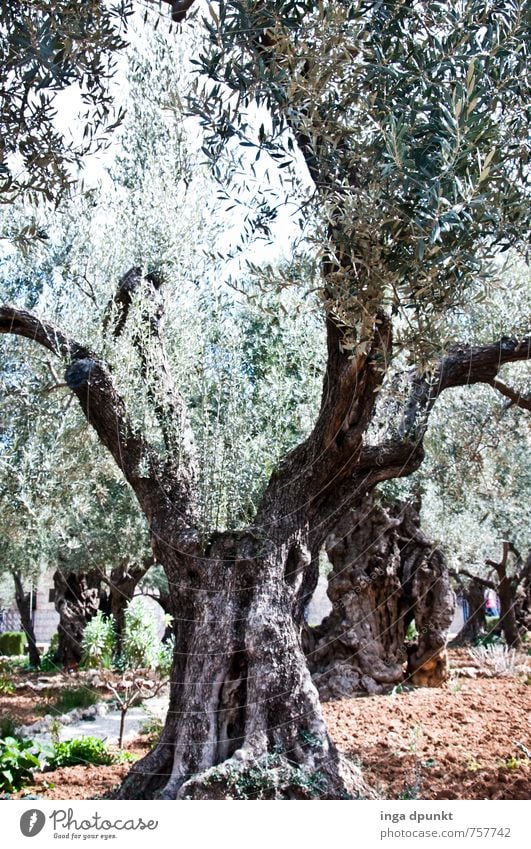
<box><xmin>256</xmin><ymin>311</ymin><xmax>391</xmax><ymax>529</ymax></box>
<box><xmin>104</xmin><ymin>268</ymin><xmax>198</xmax><ymax>467</ymax></box>
<box><xmin>486</xmin><ymin>376</ymin><xmax>531</xmax><ymax>412</ymax></box>
<box><xmin>313</xmin><ymin>335</ymin><xmax>531</xmax><ymax>535</ymax></box>
<box><xmin>0</xmin><ymin>304</ymin><xmax>195</xmax><ymax>528</ymax></box>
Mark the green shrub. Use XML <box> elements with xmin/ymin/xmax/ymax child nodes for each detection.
<box><xmin>0</xmin><ymin>737</ymin><xmax>40</xmax><ymax>792</ymax></box>
<box><xmin>44</xmin><ymin>737</ymin><xmax>117</xmax><ymax>770</ymax></box>
<box><xmin>0</xmin><ymin>632</ymin><xmax>27</xmax><ymax>657</ymax></box>
<box><xmin>81</xmin><ymin>612</ymin><xmax>116</xmax><ymax>669</ymax></box>
<box><xmin>121</xmin><ymin>600</ymin><xmax>161</xmax><ymax>670</ymax></box>
<box><xmin>405</xmin><ymin>620</ymin><xmax>418</xmax><ymax>641</ymax></box>
<box><xmin>0</xmin><ymin>676</ymin><xmax>15</xmax><ymax>695</ymax></box>
<box><xmin>53</xmin><ymin>687</ymin><xmax>100</xmax><ymax>714</ymax></box>
<box><xmin>39</xmin><ymin>634</ymin><xmax>59</xmax><ymax>672</ymax></box>
<box><xmin>140</xmin><ymin>713</ymin><xmax>163</xmax><ymax>743</ymax></box>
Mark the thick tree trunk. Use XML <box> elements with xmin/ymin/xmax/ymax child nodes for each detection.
<box><xmin>306</xmin><ymin>498</ymin><xmax>454</xmax><ymax>699</ymax></box>
<box><xmin>449</xmin><ymin>581</ymin><xmax>487</xmax><ymax>646</ymax></box>
<box><xmin>514</xmin><ymin>551</ymin><xmax>531</xmax><ymax>635</ymax></box>
<box><xmin>497</xmin><ymin>573</ymin><xmax>520</xmax><ymax>648</ymax></box>
<box><xmin>12</xmin><ymin>571</ymin><xmax>40</xmax><ymax>668</ymax></box>
<box><xmin>53</xmin><ymin>570</ymin><xmax>103</xmax><ymax>667</ymax></box>
<box><xmin>117</xmin><ymin>531</ymin><xmax>373</xmax><ymax>800</ymax></box>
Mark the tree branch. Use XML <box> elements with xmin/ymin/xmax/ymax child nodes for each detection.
<box><xmin>449</xmin><ymin>568</ymin><xmax>496</xmax><ymax>591</ymax></box>
<box><xmin>485</xmin><ymin>376</ymin><xmax>531</xmax><ymax>411</ymax></box>
<box><xmin>0</xmin><ymin>303</ymin><xmax>196</xmax><ymax>528</ymax></box>
<box><xmin>103</xmin><ymin>268</ymin><xmax>198</xmax><ymax>469</ymax></box>
<box><xmin>161</xmin><ymin>1</ymin><xmax>197</xmax><ymax>23</ymax></box>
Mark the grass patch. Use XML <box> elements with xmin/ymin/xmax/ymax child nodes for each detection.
<box><xmin>51</xmin><ymin>687</ymin><xmax>101</xmax><ymax>715</ymax></box>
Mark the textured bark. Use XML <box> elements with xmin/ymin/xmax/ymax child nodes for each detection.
<box><xmin>53</xmin><ymin>570</ymin><xmax>103</xmax><ymax>667</ymax></box>
<box><xmin>487</xmin><ymin>543</ymin><xmax>528</xmax><ymax>648</ymax></box>
<box><xmin>514</xmin><ymin>551</ymin><xmax>531</xmax><ymax>635</ymax></box>
<box><xmin>12</xmin><ymin>571</ymin><xmax>40</xmax><ymax>668</ymax></box>
<box><xmin>306</xmin><ymin>498</ymin><xmax>455</xmax><ymax>699</ymax></box>
<box><xmin>452</xmin><ymin>544</ymin><xmax>531</xmax><ymax>647</ymax></box>
<box><xmin>117</xmin><ymin>531</ymin><xmax>372</xmax><ymax>800</ymax></box>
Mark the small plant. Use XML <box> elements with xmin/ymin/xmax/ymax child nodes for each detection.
<box><xmin>81</xmin><ymin>612</ymin><xmax>116</xmax><ymax>669</ymax></box>
<box><xmin>0</xmin><ymin>715</ymin><xmax>20</xmax><ymax>739</ymax></box>
<box><xmin>49</xmin><ymin>718</ymin><xmax>62</xmax><ymax>745</ymax></box>
<box><xmin>0</xmin><ymin>737</ymin><xmax>40</xmax><ymax>792</ymax></box>
<box><xmin>498</xmin><ymin>756</ymin><xmax>530</xmax><ymax>770</ymax></box>
<box><xmin>44</xmin><ymin>737</ymin><xmax>117</xmax><ymax>770</ymax></box>
<box><xmin>0</xmin><ymin>676</ymin><xmax>15</xmax><ymax>695</ymax></box>
<box><xmin>140</xmin><ymin>713</ymin><xmax>163</xmax><ymax>743</ymax></box>
<box><xmin>121</xmin><ymin>599</ymin><xmax>165</xmax><ymax>670</ymax></box>
<box><xmin>108</xmin><ymin>600</ymin><xmax>171</xmax><ymax>747</ymax></box>
<box><xmin>39</xmin><ymin>634</ymin><xmax>59</xmax><ymax>672</ymax></box>
<box><xmin>466</xmin><ymin>754</ymin><xmax>482</xmax><ymax>772</ymax></box>
<box><xmin>405</xmin><ymin>620</ymin><xmax>418</xmax><ymax>641</ymax></box>
<box><xmin>468</xmin><ymin>645</ymin><xmax>524</xmax><ymax>677</ymax></box>
<box><xmin>52</xmin><ymin>687</ymin><xmax>100</xmax><ymax>714</ymax></box>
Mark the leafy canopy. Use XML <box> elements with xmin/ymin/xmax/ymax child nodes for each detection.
<box><xmin>0</xmin><ymin>0</ymin><xmax>132</xmax><ymax>207</ymax></box>
<box><xmin>191</xmin><ymin>0</ymin><xmax>529</xmax><ymax>354</ymax></box>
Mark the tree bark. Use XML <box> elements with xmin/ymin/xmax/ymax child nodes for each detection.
<box><xmin>12</xmin><ymin>571</ymin><xmax>40</xmax><ymax>668</ymax></box>
<box><xmin>53</xmin><ymin>570</ymin><xmax>103</xmax><ymax>667</ymax></box>
<box><xmin>117</xmin><ymin>531</ymin><xmax>372</xmax><ymax>800</ymax></box>
<box><xmin>487</xmin><ymin>543</ymin><xmax>525</xmax><ymax>648</ymax></box>
<box><xmin>305</xmin><ymin>497</ymin><xmax>454</xmax><ymax>699</ymax></box>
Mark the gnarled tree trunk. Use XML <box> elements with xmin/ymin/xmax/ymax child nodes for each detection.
<box><xmin>117</xmin><ymin>531</ymin><xmax>370</xmax><ymax>800</ymax></box>
<box><xmin>12</xmin><ymin>571</ymin><xmax>40</xmax><ymax>668</ymax></box>
<box><xmin>53</xmin><ymin>569</ymin><xmax>103</xmax><ymax>667</ymax></box>
<box><xmin>449</xmin><ymin>579</ymin><xmax>487</xmax><ymax>646</ymax></box>
<box><xmin>306</xmin><ymin>498</ymin><xmax>455</xmax><ymax>699</ymax></box>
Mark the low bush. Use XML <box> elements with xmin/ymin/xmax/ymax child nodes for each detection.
<box><xmin>0</xmin><ymin>736</ymin><xmax>40</xmax><ymax>792</ymax></box>
<box><xmin>44</xmin><ymin>737</ymin><xmax>116</xmax><ymax>770</ymax></box>
<box><xmin>468</xmin><ymin>645</ymin><xmax>524</xmax><ymax>677</ymax></box>
<box><xmin>0</xmin><ymin>676</ymin><xmax>15</xmax><ymax>695</ymax></box>
<box><xmin>81</xmin><ymin>612</ymin><xmax>116</xmax><ymax>669</ymax></box>
<box><xmin>0</xmin><ymin>632</ymin><xmax>27</xmax><ymax>657</ymax></box>
<box><xmin>52</xmin><ymin>687</ymin><xmax>100</xmax><ymax>714</ymax></box>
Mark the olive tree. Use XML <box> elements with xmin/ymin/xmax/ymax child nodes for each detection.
<box><xmin>1</xmin><ymin>1</ymin><xmax>530</xmax><ymax>799</ymax></box>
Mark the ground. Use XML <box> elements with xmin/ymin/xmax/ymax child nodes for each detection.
<box><xmin>1</xmin><ymin>650</ymin><xmax>530</xmax><ymax>800</ymax></box>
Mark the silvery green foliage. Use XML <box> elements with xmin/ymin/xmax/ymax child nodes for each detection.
<box><xmin>1</xmin><ymin>14</ymin><xmax>326</xmax><ymax>539</ymax></box>
<box><xmin>191</xmin><ymin>0</ymin><xmax>529</xmax><ymax>358</ymax></box>
<box><xmin>81</xmin><ymin>611</ymin><xmax>116</xmax><ymax>669</ymax></box>
<box><xmin>381</xmin><ymin>260</ymin><xmax>530</xmax><ymax>575</ymax></box>
<box><xmin>0</xmin><ymin>1</ymin><xmax>132</xmax><ymax>210</ymax></box>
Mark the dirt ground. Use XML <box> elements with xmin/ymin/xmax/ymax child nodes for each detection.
<box><xmin>2</xmin><ymin>650</ymin><xmax>530</xmax><ymax>800</ymax></box>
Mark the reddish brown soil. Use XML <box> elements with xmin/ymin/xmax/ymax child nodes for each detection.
<box><xmin>15</xmin><ymin>740</ymin><xmax>151</xmax><ymax>801</ymax></box>
<box><xmin>3</xmin><ymin>652</ymin><xmax>530</xmax><ymax>800</ymax></box>
<box><xmin>324</xmin><ymin>676</ymin><xmax>531</xmax><ymax>800</ymax></box>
